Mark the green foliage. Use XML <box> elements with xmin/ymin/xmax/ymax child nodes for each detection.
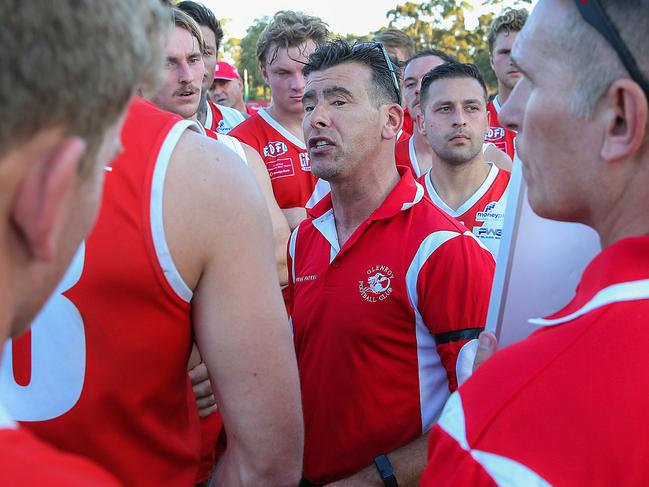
<box><xmin>384</xmin><ymin>0</ymin><xmax>530</xmax><ymax>93</ymax></box>
<box><xmin>220</xmin><ymin>0</ymin><xmax>532</xmax><ymax>99</ymax></box>
<box><xmin>231</xmin><ymin>16</ymin><xmax>270</xmax><ymax>100</ymax></box>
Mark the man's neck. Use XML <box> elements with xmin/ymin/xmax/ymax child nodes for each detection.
<box><xmin>428</xmin><ymin>156</ymin><xmax>491</xmax><ymax>212</ymax></box>
<box><xmin>196</xmin><ymin>95</ymin><xmax>208</xmax><ymax>126</ymax></box>
<box><xmin>234</xmin><ymin>100</ymin><xmax>247</xmax><ymax>115</ymax></box>
<box><xmin>330</xmin><ymin>160</ymin><xmax>400</xmax><ymax>247</ymax></box>
<box><xmin>412</xmin><ymin>131</ymin><xmax>434</xmax><ymax>175</ymax></box>
<box><xmin>266</xmin><ymin>104</ymin><xmax>304</xmax><ymax>140</ymax></box>
<box><xmin>495</xmin><ymin>84</ymin><xmax>512</xmax><ymax>107</ymax></box>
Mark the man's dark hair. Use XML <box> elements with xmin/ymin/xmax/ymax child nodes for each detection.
<box><xmin>405</xmin><ymin>49</ymin><xmax>458</xmax><ymax>69</ymax></box>
<box><xmin>303</xmin><ymin>39</ymin><xmax>401</xmax><ymax>106</ymax></box>
<box><xmin>420</xmin><ymin>62</ymin><xmax>488</xmax><ymax>109</ymax></box>
<box><xmin>177</xmin><ymin>1</ymin><xmax>223</xmax><ymax>52</ymax></box>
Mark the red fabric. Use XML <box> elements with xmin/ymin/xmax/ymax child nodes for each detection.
<box><xmin>486</xmin><ymin>100</ymin><xmax>516</xmax><ymax>159</ymax></box>
<box><xmin>289</xmin><ymin>168</ymin><xmax>494</xmax><ymax>484</ymax></box>
<box><xmin>0</xmin><ymin>426</ymin><xmax>121</xmax><ymax>485</ymax></box>
<box><xmin>17</xmin><ymin>98</ymin><xmax>201</xmax><ymax>486</ymax></box>
<box><xmin>402</xmin><ymin>108</ymin><xmax>413</xmax><ymax>136</ymax></box>
<box><xmin>423</xmin><ymin>237</ymin><xmax>649</xmax><ymax>486</ymax></box>
<box><xmin>230</xmin><ymin>109</ymin><xmax>318</xmax><ymax>209</ymax></box>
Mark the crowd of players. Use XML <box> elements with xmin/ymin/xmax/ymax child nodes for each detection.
<box><xmin>0</xmin><ymin>0</ymin><xmax>648</xmax><ymax>485</ymax></box>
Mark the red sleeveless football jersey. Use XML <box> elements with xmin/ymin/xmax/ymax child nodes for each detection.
<box><xmin>486</xmin><ymin>97</ymin><xmax>516</xmax><ymax>159</ymax></box>
<box><xmin>2</xmin><ymin>98</ymin><xmax>201</xmax><ymax>486</ymax></box>
<box><xmin>230</xmin><ymin>108</ymin><xmax>328</xmax><ymax>209</ymax></box>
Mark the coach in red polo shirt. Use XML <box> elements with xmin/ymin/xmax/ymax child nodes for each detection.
<box><xmin>289</xmin><ymin>40</ymin><xmax>495</xmax><ymax>486</ymax></box>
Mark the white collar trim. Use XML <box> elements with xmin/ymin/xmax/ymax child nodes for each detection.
<box><xmin>258</xmin><ymin>108</ymin><xmax>306</xmax><ymax>150</ymax></box>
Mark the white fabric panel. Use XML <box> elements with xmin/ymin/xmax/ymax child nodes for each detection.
<box><xmin>150</xmin><ymin>120</ymin><xmax>199</xmax><ymax>303</ymax></box>
<box><xmin>529</xmin><ymin>278</ymin><xmax>649</xmax><ymax>327</ymax></box>
<box><xmin>405</xmin><ymin>230</ymin><xmax>462</xmax><ymax>431</ymax></box>
<box><xmin>438</xmin><ymin>391</ymin><xmax>551</xmax><ymax>486</ymax></box>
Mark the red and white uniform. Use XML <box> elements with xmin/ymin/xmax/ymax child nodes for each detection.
<box><xmin>230</xmin><ymin>108</ymin><xmax>329</xmax><ymax>209</ymax></box>
<box><xmin>0</xmin><ymin>402</ymin><xmax>119</xmax><ymax>486</ymax></box>
<box><xmin>205</xmin><ymin>99</ymin><xmax>245</xmax><ymax>135</ymax></box>
<box><xmin>422</xmin><ymin>236</ymin><xmax>649</xmax><ymax>486</ymax></box>
<box><xmin>395</xmin><ymin>135</ymin><xmax>425</xmax><ymax>177</ymax></box>
<box><xmin>486</xmin><ymin>96</ymin><xmax>516</xmax><ymax>159</ymax></box>
<box><xmin>288</xmin><ymin>167</ymin><xmax>495</xmax><ymax>484</ymax></box>
<box><xmin>402</xmin><ymin>108</ymin><xmax>413</xmax><ymax>137</ymax></box>
<box><xmin>0</xmin><ymin>98</ymin><xmax>206</xmax><ymax>486</ymax></box>
<box><xmin>419</xmin><ymin>164</ymin><xmax>510</xmax><ymax>258</ymax></box>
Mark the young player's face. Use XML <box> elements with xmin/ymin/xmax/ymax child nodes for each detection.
<box><xmin>150</xmin><ymin>27</ymin><xmax>204</xmax><ymax>119</ymax></box>
<box><xmin>12</xmin><ymin>105</ymin><xmax>130</xmax><ymax>334</ymax></box>
<box><xmin>211</xmin><ymin>78</ymin><xmax>244</xmax><ymax>108</ymax></box>
<box><xmin>302</xmin><ymin>62</ymin><xmax>390</xmax><ymax>182</ymax></box>
<box><xmin>499</xmin><ymin>0</ymin><xmax>599</xmax><ymax>222</ymax></box>
<box><xmin>403</xmin><ymin>55</ymin><xmax>446</xmax><ymax>117</ymax></box>
<box><xmin>199</xmin><ymin>26</ymin><xmax>217</xmax><ymax>94</ymax></box>
<box><xmin>419</xmin><ymin>77</ymin><xmax>488</xmax><ymax>166</ymax></box>
<box><xmin>262</xmin><ymin>41</ymin><xmax>317</xmax><ymax>115</ymax></box>
<box><xmin>490</xmin><ymin>31</ymin><xmax>521</xmax><ymax>92</ymax></box>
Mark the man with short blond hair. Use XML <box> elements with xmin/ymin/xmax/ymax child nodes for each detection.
<box><xmin>0</xmin><ymin>0</ymin><xmax>165</xmax><ymax>483</ymax></box>
<box><xmin>177</xmin><ymin>0</ymin><xmax>245</xmax><ymax>134</ymax></box>
<box><xmin>231</xmin><ymin>10</ymin><xmax>331</xmax><ymax>230</ymax></box>
<box><xmin>373</xmin><ymin>28</ymin><xmax>415</xmax><ymax>65</ymax></box>
<box><xmin>485</xmin><ymin>8</ymin><xmax>528</xmax><ymax>158</ymax></box>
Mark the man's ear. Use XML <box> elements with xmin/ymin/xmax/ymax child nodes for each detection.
<box><xmin>415</xmin><ymin>110</ymin><xmax>426</xmax><ymax>136</ymax></box>
<box><xmin>382</xmin><ymin>103</ymin><xmax>404</xmax><ymax>140</ymax></box>
<box><xmin>601</xmin><ymin>78</ymin><xmax>648</xmax><ymax>163</ymax></box>
<box><xmin>260</xmin><ymin>62</ymin><xmax>269</xmax><ymax>85</ymax></box>
<box><xmin>11</xmin><ymin>133</ymin><xmax>86</xmax><ymax>262</ymax></box>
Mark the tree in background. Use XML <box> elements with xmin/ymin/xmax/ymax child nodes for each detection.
<box><xmin>384</xmin><ymin>0</ymin><xmax>530</xmax><ymax>93</ymax></box>
<box><xmin>230</xmin><ymin>16</ymin><xmax>270</xmax><ymax>101</ymax></box>
<box><xmin>220</xmin><ymin>1</ymin><xmax>531</xmax><ymax>99</ymax></box>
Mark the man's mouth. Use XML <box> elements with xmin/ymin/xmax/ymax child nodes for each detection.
<box><xmin>308</xmin><ymin>136</ymin><xmax>335</xmax><ymax>153</ymax></box>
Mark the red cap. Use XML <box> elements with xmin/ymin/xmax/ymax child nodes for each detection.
<box><xmin>213</xmin><ymin>61</ymin><xmax>241</xmax><ymax>80</ymax></box>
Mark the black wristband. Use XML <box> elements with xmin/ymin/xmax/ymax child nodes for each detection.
<box><xmin>374</xmin><ymin>454</ymin><xmax>398</xmax><ymax>487</ymax></box>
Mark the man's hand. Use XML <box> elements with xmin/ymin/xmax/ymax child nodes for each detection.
<box><xmin>472</xmin><ymin>331</ymin><xmax>498</xmax><ymax>373</ymax></box>
<box><xmin>188</xmin><ymin>343</ymin><xmax>217</xmax><ymax>418</ymax></box>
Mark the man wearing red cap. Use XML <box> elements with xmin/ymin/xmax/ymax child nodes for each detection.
<box><xmin>211</xmin><ymin>61</ymin><xmax>255</xmax><ymax>117</ymax></box>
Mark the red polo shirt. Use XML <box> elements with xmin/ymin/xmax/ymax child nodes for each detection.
<box><xmin>288</xmin><ymin>167</ymin><xmax>495</xmax><ymax>484</ymax></box>
<box><xmin>422</xmin><ymin>236</ymin><xmax>649</xmax><ymax>486</ymax></box>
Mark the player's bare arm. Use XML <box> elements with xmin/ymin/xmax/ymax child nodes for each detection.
<box><xmin>282</xmin><ymin>207</ymin><xmax>309</xmax><ymax>230</ymax></box>
<box><xmin>241</xmin><ymin>143</ymin><xmax>290</xmax><ymax>286</ymax></box>
<box><xmin>164</xmin><ymin>130</ymin><xmax>303</xmax><ymax>486</ymax></box>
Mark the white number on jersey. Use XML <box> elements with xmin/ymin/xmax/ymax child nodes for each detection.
<box><xmin>0</xmin><ymin>244</ymin><xmax>86</xmax><ymax>421</ymax></box>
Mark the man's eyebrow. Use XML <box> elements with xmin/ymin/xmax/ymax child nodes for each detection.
<box><xmin>323</xmin><ymin>86</ymin><xmax>353</xmax><ymax>98</ymax></box>
<box><xmin>462</xmin><ymin>98</ymin><xmax>484</xmax><ymax>105</ymax></box>
<box><xmin>302</xmin><ymin>90</ymin><xmax>316</xmax><ymax>103</ymax></box>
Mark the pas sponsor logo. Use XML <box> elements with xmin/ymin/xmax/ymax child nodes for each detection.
<box><xmin>263</xmin><ymin>141</ymin><xmax>289</xmax><ymax>158</ymax></box>
<box><xmin>358</xmin><ymin>265</ymin><xmax>394</xmax><ymax>303</ymax></box>
<box><xmin>474</xmin><ymin>226</ymin><xmax>502</xmax><ymax>239</ymax></box>
<box><xmin>485</xmin><ymin>126</ymin><xmax>505</xmax><ymax>141</ymax></box>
